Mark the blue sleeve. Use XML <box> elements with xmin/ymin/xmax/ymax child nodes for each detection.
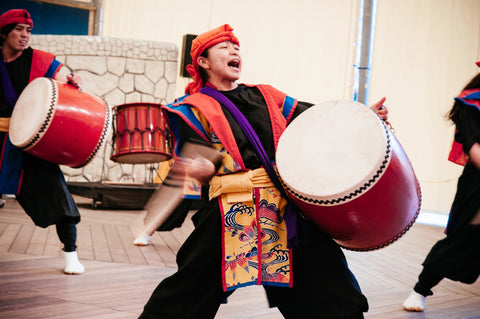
<box><xmin>44</xmin><ymin>58</ymin><xmax>61</xmax><ymax>78</ymax></box>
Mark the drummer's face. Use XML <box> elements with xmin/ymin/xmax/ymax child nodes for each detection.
<box><xmin>3</xmin><ymin>23</ymin><xmax>31</xmax><ymax>52</ymax></box>
<box><xmin>200</xmin><ymin>41</ymin><xmax>241</xmax><ymax>85</ymax></box>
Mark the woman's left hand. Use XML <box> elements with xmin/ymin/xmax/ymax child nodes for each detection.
<box><xmin>370</xmin><ymin>96</ymin><xmax>388</xmax><ymax>120</ymax></box>
<box><xmin>66</xmin><ymin>72</ymin><xmax>83</xmax><ymax>89</ymax></box>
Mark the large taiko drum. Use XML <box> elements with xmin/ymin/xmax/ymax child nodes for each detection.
<box><xmin>276</xmin><ymin>100</ymin><xmax>421</xmax><ymax>251</ymax></box>
<box><xmin>110</xmin><ymin>103</ymin><xmax>172</xmax><ymax>164</ymax></box>
<box><xmin>10</xmin><ymin>77</ymin><xmax>111</xmax><ymax>168</ymax></box>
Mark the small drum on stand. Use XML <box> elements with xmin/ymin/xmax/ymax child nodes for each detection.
<box><xmin>10</xmin><ymin>77</ymin><xmax>111</xmax><ymax>168</ymax></box>
<box><xmin>276</xmin><ymin>100</ymin><xmax>421</xmax><ymax>251</ymax></box>
<box><xmin>110</xmin><ymin>103</ymin><xmax>172</xmax><ymax>164</ymax></box>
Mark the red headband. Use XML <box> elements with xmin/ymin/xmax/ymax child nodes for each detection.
<box><xmin>185</xmin><ymin>24</ymin><xmax>239</xmax><ymax>94</ymax></box>
<box><xmin>0</xmin><ymin>9</ymin><xmax>33</xmax><ymax>30</ymax></box>
<box><xmin>476</xmin><ymin>61</ymin><xmax>480</xmax><ymax>68</ymax></box>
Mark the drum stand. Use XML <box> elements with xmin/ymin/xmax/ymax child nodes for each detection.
<box><xmin>147</xmin><ymin>162</ymin><xmax>161</xmax><ymax>186</ymax></box>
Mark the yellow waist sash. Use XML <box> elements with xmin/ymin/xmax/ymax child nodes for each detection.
<box><xmin>209</xmin><ymin>168</ymin><xmax>274</xmax><ymax>203</ymax></box>
<box><xmin>0</xmin><ymin>117</ymin><xmax>10</xmax><ymax>132</ymax></box>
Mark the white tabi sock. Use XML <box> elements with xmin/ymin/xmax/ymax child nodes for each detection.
<box><xmin>403</xmin><ymin>290</ymin><xmax>426</xmax><ymax>312</ymax></box>
<box><xmin>64</xmin><ymin>251</ymin><xmax>85</xmax><ymax>275</ymax></box>
<box><xmin>133</xmin><ymin>232</ymin><xmax>152</xmax><ymax>246</ymax></box>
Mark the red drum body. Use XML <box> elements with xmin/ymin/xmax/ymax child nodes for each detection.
<box><xmin>10</xmin><ymin>78</ymin><xmax>111</xmax><ymax>168</ymax></box>
<box><xmin>276</xmin><ymin>100</ymin><xmax>421</xmax><ymax>251</ymax></box>
<box><xmin>111</xmin><ymin>103</ymin><xmax>172</xmax><ymax>164</ymax></box>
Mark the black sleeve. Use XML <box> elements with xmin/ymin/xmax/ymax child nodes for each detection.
<box><xmin>176</xmin><ymin>116</ymin><xmax>211</xmax><ymax>152</ymax></box>
<box><xmin>291</xmin><ymin>100</ymin><xmax>314</xmax><ymax>122</ymax></box>
<box><xmin>455</xmin><ymin>104</ymin><xmax>480</xmax><ymax>155</ymax></box>
<box><xmin>175</xmin><ymin>116</ymin><xmax>222</xmax><ymax>171</ymax></box>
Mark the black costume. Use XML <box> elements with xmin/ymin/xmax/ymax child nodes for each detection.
<box><xmin>0</xmin><ymin>47</ymin><xmax>80</xmax><ymax>251</ymax></box>
<box><xmin>139</xmin><ymin>86</ymin><xmax>368</xmax><ymax>319</ymax></box>
<box><xmin>414</xmin><ymin>98</ymin><xmax>480</xmax><ymax>297</ymax></box>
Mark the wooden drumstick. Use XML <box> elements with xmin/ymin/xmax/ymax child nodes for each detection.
<box><xmin>140</xmin><ymin>142</ymin><xmax>222</xmax><ymax>237</ymax></box>
<box><xmin>142</xmin><ymin>164</ymin><xmax>185</xmax><ymax>236</ymax></box>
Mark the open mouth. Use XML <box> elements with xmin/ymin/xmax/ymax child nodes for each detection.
<box><xmin>228</xmin><ymin>59</ymin><xmax>240</xmax><ymax>68</ymax></box>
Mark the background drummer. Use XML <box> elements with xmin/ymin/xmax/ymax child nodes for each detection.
<box><xmin>0</xmin><ymin>9</ymin><xmax>84</xmax><ymax>275</ymax></box>
<box><xmin>402</xmin><ymin>61</ymin><xmax>480</xmax><ymax>312</ymax></box>
<box><xmin>140</xmin><ymin>24</ymin><xmax>388</xmax><ymax>319</ymax></box>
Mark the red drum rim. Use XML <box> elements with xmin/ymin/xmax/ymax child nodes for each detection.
<box><xmin>111</xmin><ymin>151</ymin><xmax>172</xmax><ymax>164</ymax></box>
<box><xmin>113</xmin><ymin>102</ymin><xmax>162</xmax><ymax>108</ymax></box>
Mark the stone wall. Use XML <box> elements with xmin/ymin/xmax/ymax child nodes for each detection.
<box><xmin>29</xmin><ymin>35</ymin><xmax>178</xmax><ymax>184</ymax></box>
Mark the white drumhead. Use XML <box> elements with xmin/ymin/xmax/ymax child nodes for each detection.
<box><xmin>276</xmin><ymin>99</ymin><xmax>390</xmax><ymax>204</ymax></box>
<box><xmin>10</xmin><ymin>77</ymin><xmax>57</xmax><ymax>149</ymax></box>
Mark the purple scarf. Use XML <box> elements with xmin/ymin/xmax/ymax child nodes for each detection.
<box><xmin>0</xmin><ymin>58</ymin><xmax>18</xmax><ymax>108</ymax></box>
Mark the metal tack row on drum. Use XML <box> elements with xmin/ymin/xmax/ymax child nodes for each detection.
<box><xmin>9</xmin><ymin>77</ymin><xmax>172</xmax><ymax>169</ymax></box>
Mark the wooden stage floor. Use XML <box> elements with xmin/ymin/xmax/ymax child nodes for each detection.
<box><xmin>0</xmin><ymin>196</ymin><xmax>478</xmax><ymax>318</ymax></box>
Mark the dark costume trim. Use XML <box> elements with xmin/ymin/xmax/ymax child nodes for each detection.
<box><xmin>448</xmin><ymin>89</ymin><xmax>480</xmax><ymax>166</ymax></box>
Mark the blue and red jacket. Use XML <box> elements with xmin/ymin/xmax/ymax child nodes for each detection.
<box><xmin>0</xmin><ymin>49</ymin><xmax>62</xmax><ymax>194</ymax></box>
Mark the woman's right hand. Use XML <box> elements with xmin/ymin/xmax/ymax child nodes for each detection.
<box><xmin>174</xmin><ymin>156</ymin><xmax>216</xmax><ymax>184</ymax></box>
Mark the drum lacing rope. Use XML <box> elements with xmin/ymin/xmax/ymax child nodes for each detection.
<box><xmin>112</xmin><ymin>103</ymin><xmax>168</xmax><ymax>153</ymax></box>
<box><xmin>286</xmin><ymin>119</ymin><xmax>392</xmax><ymax>206</ymax></box>
<box><xmin>21</xmin><ymin>78</ymin><xmax>57</xmax><ymax>150</ymax></box>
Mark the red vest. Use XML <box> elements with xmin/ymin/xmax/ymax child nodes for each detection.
<box><xmin>30</xmin><ymin>49</ymin><xmax>60</xmax><ymax>81</ymax></box>
<box><xmin>165</xmin><ymin>84</ymin><xmax>298</xmax><ymax>170</ymax></box>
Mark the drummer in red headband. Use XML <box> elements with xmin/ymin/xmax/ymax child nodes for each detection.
<box><xmin>139</xmin><ymin>24</ymin><xmax>388</xmax><ymax>319</ymax></box>
<box><xmin>0</xmin><ymin>9</ymin><xmax>84</xmax><ymax>274</ymax></box>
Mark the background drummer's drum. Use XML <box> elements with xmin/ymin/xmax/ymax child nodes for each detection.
<box><xmin>276</xmin><ymin>100</ymin><xmax>421</xmax><ymax>251</ymax></box>
<box><xmin>110</xmin><ymin>103</ymin><xmax>172</xmax><ymax>164</ymax></box>
<box><xmin>10</xmin><ymin>77</ymin><xmax>111</xmax><ymax>168</ymax></box>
